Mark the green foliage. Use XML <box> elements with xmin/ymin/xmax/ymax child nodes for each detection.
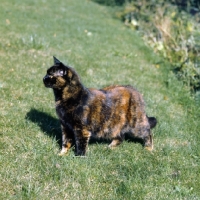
<box><xmin>92</xmin><ymin>0</ymin><xmax>200</xmax><ymax>8</ymax></box>
<box><xmin>121</xmin><ymin>1</ymin><xmax>200</xmax><ymax>91</ymax></box>
<box><xmin>120</xmin><ymin>0</ymin><xmax>200</xmax><ymax>91</ymax></box>
<box><xmin>92</xmin><ymin>0</ymin><xmax>126</xmax><ymax>6</ymax></box>
<box><xmin>95</xmin><ymin>0</ymin><xmax>200</xmax><ymax>91</ymax></box>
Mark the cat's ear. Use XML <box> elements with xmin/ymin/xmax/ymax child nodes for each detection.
<box><xmin>53</xmin><ymin>56</ymin><xmax>62</xmax><ymax>65</ymax></box>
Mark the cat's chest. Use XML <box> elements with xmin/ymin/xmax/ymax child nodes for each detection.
<box><xmin>56</xmin><ymin>104</ymin><xmax>73</xmax><ymax>121</ymax></box>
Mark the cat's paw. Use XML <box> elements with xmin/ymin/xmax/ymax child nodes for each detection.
<box><xmin>58</xmin><ymin>148</ymin><xmax>68</xmax><ymax>156</ymax></box>
<box><xmin>145</xmin><ymin>146</ymin><xmax>153</xmax><ymax>152</ymax></box>
<box><xmin>108</xmin><ymin>144</ymin><xmax>117</xmax><ymax>149</ymax></box>
<box><xmin>108</xmin><ymin>138</ymin><xmax>122</xmax><ymax>149</ymax></box>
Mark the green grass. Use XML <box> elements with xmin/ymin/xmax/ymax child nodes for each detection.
<box><xmin>0</xmin><ymin>0</ymin><xmax>199</xmax><ymax>199</ymax></box>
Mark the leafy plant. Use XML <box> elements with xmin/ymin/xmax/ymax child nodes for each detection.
<box><xmin>121</xmin><ymin>1</ymin><xmax>200</xmax><ymax>91</ymax></box>
<box><xmin>92</xmin><ymin>0</ymin><xmax>126</xmax><ymax>6</ymax></box>
<box><xmin>94</xmin><ymin>0</ymin><xmax>200</xmax><ymax>91</ymax></box>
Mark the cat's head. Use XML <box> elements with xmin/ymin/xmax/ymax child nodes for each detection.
<box><xmin>43</xmin><ymin>57</ymin><xmax>80</xmax><ymax>89</ymax></box>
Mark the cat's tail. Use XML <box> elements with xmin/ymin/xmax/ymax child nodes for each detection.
<box><xmin>147</xmin><ymin>116</ymin><xmax>157</xmax><ymax>129</ymax></box>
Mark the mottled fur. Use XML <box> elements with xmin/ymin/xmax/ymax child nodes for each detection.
<box><xmin>43</xmin><ymin>57</ymin><xmax>157</xmax><ymax>156</ymax></box>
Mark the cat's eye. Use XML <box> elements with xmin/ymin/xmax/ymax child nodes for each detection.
<box><xmin>59</xmin><ymin>70</ymin><xmax>64</xmax><ymax>75</ymax></box>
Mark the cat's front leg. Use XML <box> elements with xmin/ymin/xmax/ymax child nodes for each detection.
<box><xmin>74</xmin><ymin>128</ymin><xmax>91</xmax><ymax>156</ymax></box>
<box><xmin>59</xmin><ymin>125</ymin><xmax>74</xmax><ymax>156</ymax></box>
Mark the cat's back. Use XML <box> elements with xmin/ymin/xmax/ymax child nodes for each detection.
<box><xmin>86</xmin><ymin>85</ymin><xmax>147</xmax><ymax>137</ymax></box>
<box><xmin>88</xmin><ymin>85</ymin><xmax>145</xmax><ymax>114</ymax></box>
<box><xmin>100</xmin><ymin>85</ymin><xmax>144</xmax><ymax>105</ymax></box>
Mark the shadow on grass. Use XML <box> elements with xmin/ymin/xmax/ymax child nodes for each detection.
<box><xmin>25</xmin><ymin>108</ymin><xmax>62</xmax><ymax>148</ymax></box>
<box><xmin>25</xmin><ymin>108</ymin><xmax>143</xmax><ymax>149</ymax></box>
<box><xmin>89</xmin><ymin>135</ymin><xmax>143</xmax><ymax>146</ymax></box>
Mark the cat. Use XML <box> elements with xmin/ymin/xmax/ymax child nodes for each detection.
<box><xmin>43</xmin><ymin>57</ymin><xmax>157</xmax><ymax>156</ymax></box>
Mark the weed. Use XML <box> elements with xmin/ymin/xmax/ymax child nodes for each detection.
<box><xmin>115</xmin><ymin>0</ymin><xmax>200</xmax><ymax>91</ymax></box>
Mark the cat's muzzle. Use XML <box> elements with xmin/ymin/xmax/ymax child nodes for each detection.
<box><xmin>43</xmin><ymin>75</ymin><xmax>52</xmax><ymax>88</ymax></box>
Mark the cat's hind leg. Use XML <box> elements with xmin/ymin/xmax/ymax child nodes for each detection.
<box><xmin>143</xmin><ymin>131</ymin><xmax>153</xmax><ymax>151</ymax></box>
<box><xmin>109</xmin><ymin>136</ymin><xmax>124</xmax><ymax>149</ymax></box>
<box><xmin>108</xmin><ymin>125</ymin><xmax>124</xmax><ymax>149</ymax></box>
<box><xmin>130</xmin><ymin>125</ymin><xmax>153</xmax><ymax>151</ymax></box>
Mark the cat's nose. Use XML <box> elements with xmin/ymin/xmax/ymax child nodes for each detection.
<box><xmin>43</xmin><ymin>75</ymin><xmax>49</xmax><ymax>83</ymax></box>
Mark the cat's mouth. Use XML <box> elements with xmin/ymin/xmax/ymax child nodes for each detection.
<box><xmin>44</xmin><ymin>83</ymin><xmax>52</xmax><ymax>88</ymax></box>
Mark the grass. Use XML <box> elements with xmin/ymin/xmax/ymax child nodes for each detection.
<box><xmin>0</xmin><ymin>0</ymin><xmax>199</xmax><ymax>199</ymax></box>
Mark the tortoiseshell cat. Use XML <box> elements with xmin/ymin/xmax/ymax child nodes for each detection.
<box><xmin>43</xmin><ymin>57</ymin><xmax>157</xmax><ymax>156</ymax></box>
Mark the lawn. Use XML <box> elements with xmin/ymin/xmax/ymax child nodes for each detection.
<box><xmin>0</xmin><ymin>0</ymin><xmax>199</xmax><ymax>199</ymax></box>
